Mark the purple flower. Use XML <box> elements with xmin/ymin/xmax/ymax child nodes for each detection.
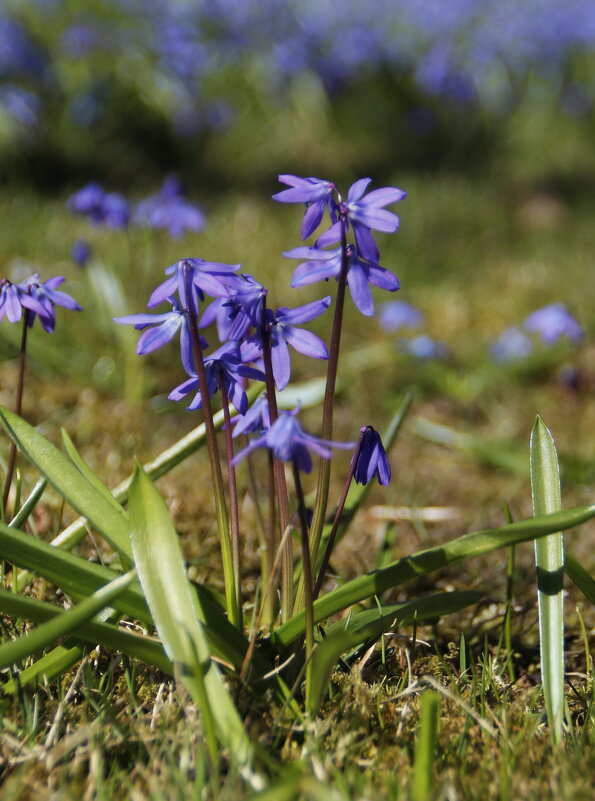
<box><xmin>490</xmin><ymin>327</ymin><xmax>534</xmax><ymax>363</ymax></box>
<box><xmin>523</xmin><ymin>303</ymin><xmax>583</xmax><ymax>345</ymax></box>
<box><xmin>0</xmin><ymin>276</ymin><xmax>81</xmax><ymax>332</ymax></box>
<box><xmin>233</xmin><ymin>408</ymin><xmax>354</xmax><ymax>473</ymax></box>
<box><xmin>378</xmin><ymin>300</ymin><xmax>424</xmax><ymax>332</ymax></box>
<box><xmin>148</xmin><ymin>258</ymin><xmax>241</xmax><ymax>315</ymax></box>
<box><xmin>231</xmin><ymin>395</ymin><xmax>270</xmax><ymax>437</ymax></box>
<box><xmin>67</xmin><ymin>182</ymin><xmax>129</xmax><ymax>229</ymax></box>
<box><xmin>240</xmin><ymin>297</ymin><xmax>331</xmax><ymax>389</ymax></box>
<box><xmin>397</xmin><ymin>335</ymin><xmax>449</xmax><ymax>361</ymax></box>
<box><xmin>135</xmin><ymin>177</ymin><xmax>206</xmax><ymax>239</ymax></box>
<box><xmin>200</xmin><ymin>274</ymin><xmax>266</xmax><ymax>342</ymax></box>
<box><xmin>71</xmin><ymin>239</ymin><xmax>91</xmax><ymax>268</ymax></box>
<box><xmin>284</xmin><ymin>244</ymin><xmax>399</xmax><ymax>317</ymax></box>
<box><xmin>354</xmin><ymin>426</ymin><xmax>391</xmax><ymax>486</ymax></box>
<box><xmin>168</xmin><ymin>342</ymin><xmax>264</xmax><ymax>414</ymax></box>
<box><xmin>316</xmin><ymin>178</ymin><xmax>406</xmax><ymax>262</ymax></box>
<box><xmin>114</xmin><ymin>298</ymin><xmax>200</xmax><ymax>374</ymax></box>
<box><xmin>272</xmin><ymin>174</ymin><xmax>337</xmax><ymax>239</ymax></box>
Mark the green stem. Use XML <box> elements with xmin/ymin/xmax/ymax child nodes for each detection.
<box><xmin>3</xmin><ymin>313</ymin><xmax>28</xmax><ymax>519</ymax></box>
<box><xmin>260</xmin><ymin>295</ymin><xmax>293</xmax><ymax>621</ymax></box>
<box><xmin>182</xmin><ymin>261</ymin><xmax>240</xmax><ymax>629</ymax></box>
<box><xmin>292</xmin><ymin>461</ymin><xmax>314</xmax><ymax>710</ymax></box>
<box><xmin>295</xmin><ymin>214</ymin><xmax>349</xmax><ymax>611</ymax></box>
<box><xmin>220</xmin><ymin>379</ymin><xmax>242</xmax><ymax>630</ymax></box>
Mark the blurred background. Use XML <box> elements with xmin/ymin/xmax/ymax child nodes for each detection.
<box><xmin>0</xmin><ymin>0</ymin><xmax>593</xmax><ymax>545</ymax></box>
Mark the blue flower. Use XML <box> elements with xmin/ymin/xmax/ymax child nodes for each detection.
<box><xmin>354</xmin><ymin>426</ymin><xmax>391</xmax><ymax>486</ymax></box>
<box><xmin>316</xmin><ymin>178</ymin><xmax>406</xmax><ymax>262</ymax></box>
<box><xmin>397</xmin><ymin>335</ymin><xmax>449</xmax><ymax>360</ymax></box>
<box><xmin>231</xmin><ymin>395</ymin><xmax>270</xmax><ymax>437</ymax></box>
<box><xmin>168</xmin><ymin>342</ymin><xmax>264</xmax><ymax>414</ymax></box>
<box><xmin>200</xmin><ymin>274</ymin><xmax>266</xmax><ymax>342</ymax></box>
<box><xmin>67</xmin><ymin>182</ymin><xmax>130</xmax><ymax>229</ymax></box>
<box><xmin>114</xmin><ymin>297</ymin><xmax>200</xmax><ymax>374</ymax></box>
<box><xmin>272</xmin><ymin>174</ymin><xmax>337</xmax><ymax>239</ymax></box>
<box><xmin>490</xmin><ymin>327</ymin><xmax>534</xmax><ymax>363</ymax></box>
<box><xmin>284</xmin><ymin>244</ymin><xmax>399</xmax><ymax>317</ymax></box>
<box><xmin>0</xmin><ymin>275</ymin><xmax>81</xmax><ymax>332</ymax></box>
<box><xmin>378</xmin><ymin>300</ymin><xmax>424</xmax><ymax>332</ymax></box>
<box><xmin>148</xmin><ymin>258</ymin><xmax>241</xmax><ymax>315</ymax></box>
<box><xmin>232</xmin><ymin>408</ymin><xmax>354</xmax><ymax>473</ymax></box>
<box><xmin>240</xmin><ymin>297</ymin><xmax>331</xmax><ymax>389</ymax></box>
<box><xmin>523</xmin><ymin>303</ymin><xmax>583</xmax><ymax>345</ymax></box>
<box><xmin>135</xmin><ymin>176</ymin><xmax>205</xmax><ymax>239</ymax></box>
<box><xmin>71</xmin><ymin>239</ymin><xmax>91</xmax><ymax>268</ymax></box>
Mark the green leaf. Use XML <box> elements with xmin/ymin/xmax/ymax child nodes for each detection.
<box><xmin>9</xmin><ymin>478</ymin><xmax>46</xmax><ymax>530</ymax></box>
<box><xmin>0</xmin><ymin>589</ymin><xmax>172</xmax><ymax>683</ymax></box>
<box><xmin>308</xmin><ymin>591</ymin><xmax>480</xmax><ymax>712</ymax></box>
<box><xmin>564</xmin><ymin>551</ymin><xmax>595</xmax><ymax>604</ymax></box>
<box><xmin>61</xmin><ymin>428</ymin><xmax>124</xmax><ymax>513</ymax></box>
<box><xmin>272</xmin><ymin>504</ymin><xmax>595</xmax><ymax>648</ymax></box>
<box><xmin>530</xmin><ymin>415</ymin><xmax>565</xmax><ymax>743</ymax></box>
<box><xmin>0</xmin><ymin>407</ymin><xmax>132</xmax><ymax>564</ymax></box>
<box><xmin>0</xmin><ymin>571</ymin><xmax>136</xmax><ymax>669</ymax></box>
<box><xmin>128</xmin><ymin>463</ymin><xmax>252</xmax><ymax>763</ymax></box>
<box><xmin>412</xmin><ymin>691</ymin><xmax>440</xmax><ymax>801</ymax></box>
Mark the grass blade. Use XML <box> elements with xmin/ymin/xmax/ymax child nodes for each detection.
<box><xmin>412</xmin><ymin>690</ymin><xmax>440</xmax><ymax>801</ymax></box>
<box><xmin>272</xmin><ymin>504</ymin><xmax>595</xmax><ymax>648</ymax></box>
<box><xmin>0</xmin><ymin>406</ymin><xmax>132</xmax><ymax>563</ymax></box>
<box><xmin>308</xmin><ymin>591</ymin><xmax>480</xmax><ymax>713</ymax></box>
<box><xmin>530</xmin><ymin>415</ymin><xmax>565</xmax><ymax>742</ymax></box>
<box><xmin>128</xmin><ymin>463</ymin><xmax>252</xmax><ymax>763</ymax></box>
<box><xmin>564</xmin><ymin>551</ymin><xmax>595</xmax><ymax>604</ymax></box>
<box><xmin>8</xmin><ymin>478</ymin><xmax>46</xmax><ymax>529</ymax></box>
<box><xmin>60</xmin><ymin>428</ymin><xmax>124</xmax><ymax>512</ymax></box>
<box><xmin>0</xmin><ymin>589</ymin><xmax>172</xmax><ymax>682</ymax></box>
<box><xmin>0</xmin><ymin>571</ymin><xmax>136</xmax><ymax>669</ymax></box>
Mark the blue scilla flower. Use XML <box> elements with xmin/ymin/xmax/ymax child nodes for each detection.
<box><xmin>354</xmin><ymin>426</ymin><xmax>391</xmax><ymax>486</ymax></box>
<box><xmin>148</xmin><ymin>257</ymin><xmax>242</xmax><ymax>315</ymax></box>
<box><xmin>67</xmin><ymin>182</ymin><xmax>130</xmax><ymax>229</ymax></box>
<box><xmin>397</xmin><ymin>335</ymin><xmax>449</xmax><ymax>361</ymax></box>
<box><xmin>523</xmin><ymin>303</ymin><xmax>583</xmax><ymax>345</ymax></box>
<box><xmin>135</xmin><ymin>176</ymin><xmax>206</xmax><ymax>239</ymax></box>
<box><xmin>200</xmin><ymin>274</ymin><xmax>266</xmax><ymax>342</ymax></box>
<box><xmin>71</xmin><ymin>239</ymin><xmax>91</xmax><ymax>268</ymax></box>
<box><xmin>284</xmin><ymin>244</ymin><xmax>399</xmax><ymax>317</ymax></box>
<box><xmin>168</xmin><ymin>342</ymin><xmax>264</xmax><ymax>415</ymax></box>
<box><xmin>114</xmin><ymin>297</ymin><xmax>201</xmax><ymax>374</ymax></box>
<box><xmin>240</xmin><ymin>297</ymin><xmax>331</xmax><ymax>390</ymax></box>
<box><xmin>231</xmin><ymin>395</ymin><xmax>270</xmax><ymax>438</ymax></box>
<box><xmin>0</xmin><ymin>275</ymin><xmax>82</xmax><ymax>332</ymax></box>
<box><xmin>316</xmin><ymin>178</ymin><xmax>406</xmax><ymax>262</ymax></box>
<box><xmin>272</xmin><ymin>175</ymin><xmax>337</xmax><ymax>239</ymax></box>
<box><xmin>378</xmin><ymin>300</ymin><xmax>424</xmax><ymax>332</ymax></box>
<box><xmin>490</xmin><ymin>327</ymin><xmax>534</xmax><ymax>363</ymax></box>
<box><xmin>232</xmin><ymin>408</ymin><xmax>354</xmax><ymax>473</ymax></box>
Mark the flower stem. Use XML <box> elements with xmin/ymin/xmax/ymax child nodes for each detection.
<box><xmin>313</xmin><ymin>427</ymin><xmax>366</xmax><ymax>601</ymax></box>
<box><xmin>292</xmin><ymin>460</ymin><xmax>314</xmax><ymax>710</ymax></box>
<box><xmin>260</xmin><ymin>294</ymin><xmax>293</xmax><ymax>621</ymax></box>
<box><xmin>294</xmin><ymin>215</ymin><xmax>349</xmax><ymax>611</ymax></box>
<box><xmin>3</xmin><ymin>314</ymin><xmax>29</xmax><ymax>519</ymax></box>
<box><xmin>220</xmin><ymin>379</ymin><xmax>242</xmax><ymax>629</ymax></box>
<box><xmin>182</xmin><ymin>262</ymin><xmax>240</xmax><ymax>629</ymax></box>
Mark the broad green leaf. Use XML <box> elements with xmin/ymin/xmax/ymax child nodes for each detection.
<box><xmin>9</xmin><ymin>478</ymin><xmax>46</xmax><ymax>529</ymax></box>
<box><xmin>0</xmin><ymin>407</ymin><xmax>132</xmax><ymax>563</ymax></box>
<box><xmin>0</xmin><ymin>571</ymin><xmax>136</xmax><ymax>669</ymax></box>
<box><xmin>49</xmin><ymin>384</ymin><xmax>264</xmax><ymax>552</ymax></box>
<box><xmin>565</xmin><ymin>551</ymin><xmax>595</xmax><ymax>604</ymax></box>
<box><xmin>129</xmin><ymin>464</ymin><xmax>252</xmax><ymax>763</ymax></box>
<box><xmin>61</xmin><ymin>428</ymin><xmax>124</xmax><ymax>512</ymax></box>
<box><xmin>308</xmin><ymin>591</ymin><xmax>480</xmax><ymax>712</ymax></box>
<box><xmin>530</xmin><ymin>415</ymin><xmax>564</xmax><ymax>743</ymax></box>
<box><xmin>272</xmin><ymin>503</ymin><xmax>595</xmax><ymax>648</ymax></box>
<box><xmin>0</xmin><ymin>589</ymin><xmax>172</xmax><ymax>682</ymax></box>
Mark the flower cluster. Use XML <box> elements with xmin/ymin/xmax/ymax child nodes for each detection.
<box><xmin>0</xmin><ymin>274</ymin><xmax>81</xmax><ymax>332</ymax></box>
<box><xmin>490</xmin><ymin>303</ymin><xmax>584</xmax><ymax>363</ymax></box>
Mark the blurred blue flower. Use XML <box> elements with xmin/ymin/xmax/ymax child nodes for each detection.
<box><xmin>67</xmin><ymin>183</ymin><xmax>130</xmax><ymax>229</ymax></box>
<box><xmin>71</xmin><ymin>239</ymin><xmax>91</xmax><ymax>268</ymax></box>
<box><xmin>523</xmin><ymin>303</ymin><xmax>584</xmax><ymax>344</ymax></box>
<box><xmin>378</xmin><ymin>300</ymin><xmax>424</xmax><ymax>332</ymax></box>
<box><xmin>135</xmin><ymin>177</ymin><xmax>206</xmax><ymax>239</ymax></box>
<box><xmin>232</xmin><ymin>407</ymin><xmax>354</xmax><ymax>473</ymax></box>
<box><xmin>284</xmin><ymin>244</ymin><xmax>399</xmax><ymax>317</ymax></box>
<box><xmin>490</xmin><ymin>327</ymin><xmax>534</xmax><ymax>362</ymax></box>
<box><xmin>231</xmin><ymin>395</ymin><xmax>270</xmax><ymax>437</ymax></box>
<box><xmin>0</xmin><ymin>85</ymin><xmax>39</xmax><ymax>127</ymax></box>
<box><xmin>354</xmin><ymin>426</ymin><xmax>391</xmax><ymax>486</ymax></box>
<box><xmin>168</xmin><ymin>342</ymin><xmax>264</xmax><ymax>414</ymax></box>
<box><xmin>397</xmin><ymin>335</ymin><xmax>449</xmax><ymax>360</ymax></box>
